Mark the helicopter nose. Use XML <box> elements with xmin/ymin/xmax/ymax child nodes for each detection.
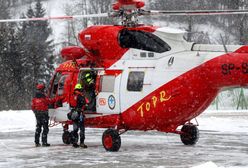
<box><xmin>204</xmin><ymin>46</ymin><xmax>248</xmax><ymax>89</ymax></box>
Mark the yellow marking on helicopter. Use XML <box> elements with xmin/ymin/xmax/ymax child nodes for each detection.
<box><xmin>62</xmin><ymin>62</ymin><xmax>76</xmax><ymax>69</ymax></box>
<box><xmin>137</xmin><ymin>90</ymin><xmax>171</xmax><ymax>117</ymax></box>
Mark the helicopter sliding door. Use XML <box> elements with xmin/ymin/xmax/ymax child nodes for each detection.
<box><xmin>48</xmin><ymin>71</ymin><xmax>73</xmax><ymax>121</ymax></box>
<box><xmin>96</xmin><ymin>70</ymin><xmax>122</xmax><ymax>114</ymax></box>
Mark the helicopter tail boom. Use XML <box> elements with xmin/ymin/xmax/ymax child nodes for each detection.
<box><xmin>204</xmin><ymin>49</ymin><xmax>248</xmax><ymax>89</ymax></box>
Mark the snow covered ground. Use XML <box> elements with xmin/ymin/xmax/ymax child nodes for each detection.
<box><xmin>0</xmin><ymin>110</ymin><xmax>248</xmax><ymax>168</ymax></box>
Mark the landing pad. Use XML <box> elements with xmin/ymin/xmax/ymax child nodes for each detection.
<box><xmin>0</xmin><ymin>111</ymin><xmax>248</xmax><ymax>168</ymax></box>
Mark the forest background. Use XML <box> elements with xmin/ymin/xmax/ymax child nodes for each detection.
<box><xmin>0</xmin><ymin>0</ymin><xmax>247</xmax><ymax>110</ymax></box>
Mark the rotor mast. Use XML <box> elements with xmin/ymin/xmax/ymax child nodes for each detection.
<box><xmin>111</xmin><ymin>0</ymin><xmax>145</xmax><ymax>27</ymax></box>
<box><xmin>1</xmin><ymin>0</ymin><xmax>248</xmax><ymax>28</ymax></box>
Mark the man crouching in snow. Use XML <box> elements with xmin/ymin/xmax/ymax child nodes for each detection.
<box><xmin>31</xmin><ymin>83</ymin><xmax>58</xmax><ymax>147</ymax></box>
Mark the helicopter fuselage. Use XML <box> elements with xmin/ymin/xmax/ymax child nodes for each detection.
<box><xmin>48</xmin><ymin>25</ymin><xmax>248</xmax><ymax>134</ymax></box>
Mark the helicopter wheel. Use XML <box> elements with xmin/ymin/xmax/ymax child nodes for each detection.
<box><xmin>102</xmin><ymin>129</ymin><xmax>121</xmax><ymax>152</ymax></box>
<box><xmin>180</xmin><ymin>124</ymin><xmax>199</xmax><ymax>145</ymax></box>
<box><xmin>62</xmin><ymin>131</ymin><xmax>72</xmax><ymax>145</ymax></box>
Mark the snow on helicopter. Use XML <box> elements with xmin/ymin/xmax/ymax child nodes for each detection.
<box><xmin>1</xmin><ymin>0</ymin><xmax>248</xmax><ymax>152</ymax></box>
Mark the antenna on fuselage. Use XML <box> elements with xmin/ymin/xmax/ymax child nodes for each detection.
<box><xmin>220</xmin><ymin>34</ymin><xmax>228</xmax><ymax>54</ymax></box>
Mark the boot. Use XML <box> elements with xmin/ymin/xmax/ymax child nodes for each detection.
<box><xmin>80</xmin><ymin>143</ymin><xmax>88</xmax><ymax>148</ymax></box>
<box><xmin>42</xmin><ymin>143</ymin><xmax>50</xmax><ymax>147</ymax></box>
<box><xmin>42</xmin><ymin>134</ymin><xmax>50</xmax><ymax>147</ymax></box>
<box><xmin>73</xmin><ymin>143</ymin><xmax>79</xmax><ymax>148</ymax></box>
<box><xmin>35</xmin><ymin>143</ymin><xmax>41</xmax><ymax>147</ymax></box>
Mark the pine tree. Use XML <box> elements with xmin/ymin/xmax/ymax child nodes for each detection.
<box><xmin>6</xmin><ymin>26</ymin><xmax>27</xmax><ymax>109</ymax></box>
<box><xmin>18</xmin><ymin>0</ymin><xmax>55</xmax><ymax>108</ymax></box>
<box><xmin>0</xmin><ymin>1</ymin><xmax>19</xmax><ymax>110</ymax></box>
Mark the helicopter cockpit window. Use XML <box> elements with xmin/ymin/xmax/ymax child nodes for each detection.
<box><xmin>57</xmin><ymin>75</ymin><xmax>68</xmax><ymax>96</ymax></box>
<box><xmin>50</xmin><ymin>72</ymin><xmax>62</xmax><ymax>98</ymax></box>
<box><xmin>127</xmin><ymin>71</ymin><xmax>145</xmax><ymax>92</ymax></box>
<box><xmin>119</xmin><ymin>29</ymin><xmax>171</xmax><ymax>53</ymax></box>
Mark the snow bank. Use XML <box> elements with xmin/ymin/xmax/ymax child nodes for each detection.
<box><xmin>195</xmin><ymin>110</ymin><xmax>248</xmax><ymax>133</ymax></box>
<box><xmin>191</xmin><ymin>161</ymin><xmax>220</xmax><ymax>168</ymax></box>
<box><xmin>0</xmin><ymin>110</ymin><xmax>35</xmax><ymax>132</ymax></box>
<box><xmin>1</xmin><ymin>110</ymin><xmax>248</xmax><ymax>134</ymax></box>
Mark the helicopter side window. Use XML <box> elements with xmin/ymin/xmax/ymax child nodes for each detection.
<box><xmin>127</xmin><ymin>71</ymin><xmax>145</xmax><ymax>92</ymax></box>
<box><xmin>100</xmin><ymin>75</ymin><xmax>115</xmax><ymax>92</ymax></box>
<box><xmin>119</xmin><ymin>29</ymin><xmax>171</xmax><ymax>53</ymax></box>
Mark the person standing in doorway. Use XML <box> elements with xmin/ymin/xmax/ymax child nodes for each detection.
<box><xmin>82</xmin><ymin>72</ymin><xmax>96</xmax><ymax>111</ymax></box>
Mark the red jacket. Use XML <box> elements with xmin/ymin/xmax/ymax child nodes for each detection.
<box><xmin>70</xmin><ymin>90</ymin><xmax>89</xmax><ymax>110</ymax></box>
<box><xmin>31</xmin><ymin>90</ymin><xmax>56</xmax><ymax>112</ymax></box>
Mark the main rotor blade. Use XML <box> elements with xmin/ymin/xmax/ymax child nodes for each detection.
<box><xmin>143</xmin><ymin>9</ymin><xmax>248</xmax><ymax>16</ymax></box>
<box><xmin>0</xmin><ymin>13</ymin><xmax>109</xmax><ymax>23</ymax></box>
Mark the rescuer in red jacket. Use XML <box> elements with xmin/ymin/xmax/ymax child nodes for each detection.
<box><xmin>31</xmin><ymin>83</ymin><xmax>55</xmax><ymax>147</ymax></box>
<box><xmin>69</xmin><ymin>83</ymin><xmax>88</xmax><ymax>148</ymax></box>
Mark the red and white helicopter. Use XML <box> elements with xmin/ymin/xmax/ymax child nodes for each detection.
<box><xmin>2</xmin><ymin>0</ymin><xmax>248</xmax><ymax>151</ymax></box>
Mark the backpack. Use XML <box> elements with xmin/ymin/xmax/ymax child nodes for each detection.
<box><xmin>68</xmin><ymin>109</ymin><xmax>79</xmax><ymax>121</ymax></box>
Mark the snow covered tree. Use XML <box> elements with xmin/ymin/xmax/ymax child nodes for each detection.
<box><xmin>148</xmin><ymin>0</ymin><xmax>215</xmax><ymax>42</ymax></box>
<box><xmin>5</xmin><ymin>27</ymin><xmax>27</xmax><ymax>109</ymax></box>
<box><xmin>17</xmin><ymin>0</ymin><xmax>55</xmax><ymax>108</ymax></box>
<box><xmin>0</xmin><ymin>0</ymin><xmax>55</xmax><ymax>110</ymax></box>
<box><xmin>0</xmin><ymin>1</ymin><xmax>19</xmax><ymax>110</ymax></box>
<box><xmin>214</xmin><ymin>0</ymin><xmax>248</xmax><ymax>45</ymax></box>
<box><xmin>87</xmin><ymin>0</ymin><xmax>113</xmax><ymax>25</ymax></box>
